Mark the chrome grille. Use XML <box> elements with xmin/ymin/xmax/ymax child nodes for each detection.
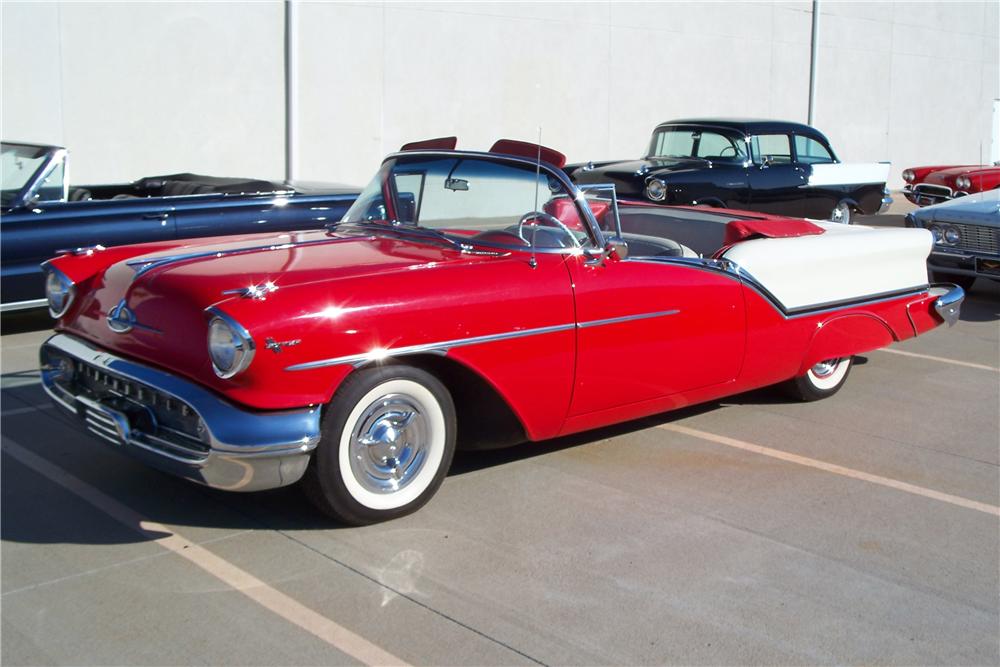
<box><xmin>83</xmin><ymin>404</ymin><xmax>125</xmax><ymax>445</ymax></box>
<box><xmin>48</xmin><ymin>352</ymin><xmax>210</xmax><ymax>456</ymax></box>
<box><xmin>952</xmin><ymin>223</ymin><xmax>999</xmax><ymax>255</ymax></box>
<box><xmin>914</xmin><ymin>183</ymin><xmax>952</xmax><ymax>197</ymax></box>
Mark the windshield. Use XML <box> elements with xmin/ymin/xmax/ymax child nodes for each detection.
<box><xmin>1</xmin><ymin>143</ymin><xmax>63</xmax><ymax>208</ymax></box>
<box><xmin>647</xmin><ymin>127</ymin><xmax>747</xmax><ymax>161</ymax></box>
<box><xmin>341</xmin><ymin>155</ymin><xmax>598</xmax><ymax>249</ymax></box>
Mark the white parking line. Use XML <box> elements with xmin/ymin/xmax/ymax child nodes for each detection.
<box><xmin>658</xmin><ymin>423</ymin><xmax>1000</xmax><ymax>517</ymax></box>
<box><xmin>1</xmin><ymin>438</ymin><xmax>409</xmax><ymax>667</ymax></box>
<box><xmin>2</xmin><ymin>404</ymin><xmax>54</xmax><ymax>417</ymax></box>
<box><xmin>878</xmin><ymin>347</ymin><xmax>1000</xmax><ymax>372</ymax></box>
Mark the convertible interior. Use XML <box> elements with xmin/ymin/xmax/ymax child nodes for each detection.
<box><xmin>69</xmin><ymin>173</ymin><xmax>286</xmax><ymax>202</ymax></box>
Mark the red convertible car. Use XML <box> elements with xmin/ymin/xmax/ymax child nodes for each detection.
<box><xmin>40</xmin><ymin>138</ymin><xmax>964</xmax><ymax>524</ymax></box>
<box><xmin>903</xmin><ymin>163</ymin><xmax>1000</xmax><ymax>206</ymax></box>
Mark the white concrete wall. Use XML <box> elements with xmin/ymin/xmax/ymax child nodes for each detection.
<box><xmin>3</xmin><ymin>1</ymin><xmax>996</xmax><ymax>189</ymax></box>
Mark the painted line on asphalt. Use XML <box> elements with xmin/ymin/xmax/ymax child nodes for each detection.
<box><xmin>2</xmin><ymin>404</ymin><xmax>54</xmax><ymax>417</ymax></box>
<box><xmin>658</xmin><ymin>423</ymin><xmax>1000</xmax><ymax>517</ymax></box>
<box><xmin>878</xmin><ymin>347</ymin><xmax>1000</xmax><ymax>372</ymax></box>
<box><xmin>1</xmin><ymin>437</ymin><xmax>409</xmax><ymax>667</ymax></box>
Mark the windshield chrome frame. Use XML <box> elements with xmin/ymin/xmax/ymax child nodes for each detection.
<box><xmin>371</xmin><ymin>149</ymin><xmax>609</xmax><ymax>254</ymax></box>
<box><xmin>2</xmin><ymin>143</ymin><xmax>68</xmax><ymax>211</ymax></box>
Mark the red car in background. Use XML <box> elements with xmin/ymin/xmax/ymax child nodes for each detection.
<box><xmin>903</xmin><ymin>164</ymin><xmax>1000</xmax><ymax>206</ymax></box>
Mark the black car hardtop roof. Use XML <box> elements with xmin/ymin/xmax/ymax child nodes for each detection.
<box><xmin>656</xmin><ymin>118</ymin><xmax>829</xmax><ymax>141</ymax></box>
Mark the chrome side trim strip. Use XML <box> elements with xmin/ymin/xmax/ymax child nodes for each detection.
<box><xmin>286</xmin><ymin>309</ymin><xmax>681</xmax><ymax>372</ymax></box>
<box><xmin>0</xmin><ymin>298</ymin><xmax>49</xmax><ymax>313</ymax></box>
<box><xmin>577</xmin><ymin>309</ymin><xmax>679</xmax><ymax>329</ymax></box>
<box><xmin>285</xmin><ymin>322</ymin><xmax>577</xmax><ymax>371</ymax></box>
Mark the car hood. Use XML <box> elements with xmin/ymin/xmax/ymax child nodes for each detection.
<box><xmin>571</xmin><ymin>157</ymin><xmax>711</xmax><ymax>182</ymax></box>
<box><xmin>59</xmin><ymin>227</ymin><xmax>477</xmax><ymax>381</ymax></box>
<box><xmin>924</xmin><ymin>166</ymin><xmax>982</xmax><ymax>186</ymax></box>
<box><xmin>910</xmin><ymin>190</ymin><xmax>1000</xmax><ymax>226</ymax></box>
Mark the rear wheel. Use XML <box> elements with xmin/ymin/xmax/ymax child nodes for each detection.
<box><xmin>829</xmin><ymin>201</ymin><xmax>853</xmax><ymax>224</ymax></box>
<box><xmin>303</xmin><ymin>365</ymin><xmax>456</xmax><ymax>525</ymax></box>
<box><xmin>783</xmin><ymin>357</ymin><xmax>853</xmax><ymax>401</ymax></box>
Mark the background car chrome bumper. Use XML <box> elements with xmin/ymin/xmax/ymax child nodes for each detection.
<box><xmin>40</xmin><ymin>333</ymin><xmax>321</xmax><ymax>492</ymax></box>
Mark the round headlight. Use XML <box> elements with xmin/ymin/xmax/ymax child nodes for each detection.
<box><xmin>645</xmin><ymin>179</ymin><xmax>667</xmax><ymax>201</ymax></box>
<box><xmin>902</xmin><ymin>169</ymin><xmax>915</xmax><ymax>183</ymax></box>
<box><xmin>45</xmin><ymin>268</ymin><xmax>75</xmax><ymax>318</ymax></box>
<box><xmin>207</xmin><ymin>313</ymin><xmax>255</xmax><ymax>379</ymax></box>
<box><xmin>928</xmin><ymin>224</ymin><xmax>944</xmax><ymax>243</ymax></box>
<box><xmin>956</xmin><ymin>176</ymin><xmax>971</xmax><ymax>190</ymax></box>
<box><xmin>944</xmin><ymin>226</ymin><xmax>961</xmax><ymax>245</ymax></box>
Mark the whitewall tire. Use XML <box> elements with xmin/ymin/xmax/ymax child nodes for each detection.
<box><xmin>783</xmin><ymin>356</ymin><xmax>853</xmax><ymax>401</ymax></box>
<box><xmin>303</xmin><ymin>365</ymin><xmax>456</xmax><ymax>525</ymax></box>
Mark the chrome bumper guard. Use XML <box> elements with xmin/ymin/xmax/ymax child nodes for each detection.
<box><xmin>929</xmin><ymin>284</ymin><xmax>964</xmax><ymax>327</ymax></box>
<box><xmin>878</xmin><ymin>188</ymin><xmax>893</xmax><ymax>214</ymax></box>
<box><xmin>40</xmin><ymin>333</ymin><xmax>321</xmax><ymax>492</ymax></box>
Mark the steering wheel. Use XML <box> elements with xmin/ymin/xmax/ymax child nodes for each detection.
<box><xmin>516</xmin><ymin>211</ymin><xmax>577</xmax><ymax>247</ymax></box>
<box><xmin>719</xmin><ymin>145</ymin><xmax>738</xmax><ymax>158</ymax></box>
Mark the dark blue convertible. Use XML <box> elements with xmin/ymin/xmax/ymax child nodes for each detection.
<box><xmin>1</xmin><ymin>141</ymin><xmax>359</xmax><ymax>311</ymax></box>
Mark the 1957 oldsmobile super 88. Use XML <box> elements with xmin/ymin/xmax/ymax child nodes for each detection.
<box><xmin>568</xmin><ymin>119</ymin><xmax>892</xmax><ymax>225</ymax></box>
<box><xmin>39</xmin><ymin>137</ymin><xmax>963</xmax><ymax>524</ymax></box>
<box><xmin>1</xmin><ymin>141</ymin><xmax>358</xmax><ymax>311</ymax></box>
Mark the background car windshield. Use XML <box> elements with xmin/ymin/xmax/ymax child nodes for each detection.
<box><xmin>647</xmin><ymin>128</ymin><xmax>746</xmax><ymax>160</ymax></box>
<box><xmin>342</xmin><ymin>156</ymin><xmax>595</xmax><ymax>247</ymax></box>
<box><xmin>1</xmin><ymin>144</ymin><xmax>49</xmax><ymax>207</ymax></box>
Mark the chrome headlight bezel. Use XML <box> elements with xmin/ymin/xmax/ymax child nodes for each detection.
<box><xmin>645</xmin><ymin>178</ymin><xmax>667</xmax><ymax>202</ymax></box>
<box><xmin>928</xmin><ymin>224</ymin><xmax>944</xmax><ymax>244</ymax></box>
<box><xmin>44</xmin><ymin>267</ymin><xmax>76</xmax><ymax>318</ymax></box>
<box><xmin>206</xmin><ymin>308</ymin><xmax>255</xmax><ymax>379</ymax></box>
<box><xmin>943</xmin><ymin>225</ymin><xmax>961</xmax><ymax>245</ymax></box>
<box><xmin>955</xmin><ymin>176</ymin><xmax>971</xmax><ymax>190</ymax></box>
<box><xmin>902</xmin><ymin>169</ymin><xmax>915</xmax><ymax>183</ymax></box>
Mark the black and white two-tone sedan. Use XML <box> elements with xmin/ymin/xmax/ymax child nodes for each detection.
<box><xmin>568</xmin><ymin>118</ymin><xmax>892</xmax><ymax>224</ymax></box>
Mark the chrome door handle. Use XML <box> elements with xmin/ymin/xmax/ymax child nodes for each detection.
<box><xmin>142</xmin><ymin>213</ymin><xmax>169</xmax><ymax>220</ymax></box>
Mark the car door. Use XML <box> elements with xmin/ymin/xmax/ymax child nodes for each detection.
<box><xmin>0</xmin><ymin>200</ymin><xmax>176</xmax><ymax>308</ymax></box>
<box><xmin>792</xmin><ymin>134</ymin><xmax>841</xmax><ymax>219</ymax></box>
<box><xmin>747</xmin><ymin>133</ymin><xmax>806</xmax><ymax>217</ymax></box>
<box><xmin>566</xmin><ymin>254</ymin><xmax>746</xmax><ymax>417</ymax></box>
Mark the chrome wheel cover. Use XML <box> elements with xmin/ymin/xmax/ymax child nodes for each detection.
<box><xmin>830</xmin><ymin>202</ymin><xmax>851</xmax><ymax>224</ymax></box>
<box><xmin>349</xmin><ymin>394</ymin><xmax>429</xmax><ymax>494</ymax></box>
<box><xmin>810</xmin><ymin>359</ymin><xmax>839</xmax><ymax>378</ymax></box>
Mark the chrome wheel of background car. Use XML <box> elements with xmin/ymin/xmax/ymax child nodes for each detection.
<box><xmin>783</xmin><ymin>356</ymin><xmax>853</xmax><ymax>401</ymax></box>
<box><xmin>303</xmin><ymin>365</ymin><xmax>456</xmax><ymax>525</ymax></box>
<box><xmin>829</xmin><ymin>201</ymin><xmax>852</xmax><ymax>225</ymax></box>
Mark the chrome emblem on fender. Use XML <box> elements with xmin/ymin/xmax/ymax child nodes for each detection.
<box><xmin>107</xmin><ymin>299</ymin><xmax>136</xmax><ymax>333</ymax></box>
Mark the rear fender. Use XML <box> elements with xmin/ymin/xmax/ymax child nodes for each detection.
<box><xmin>798</xmin><ymin>313</ymin><xmax>895</xmax><ymax>375</ymax></box>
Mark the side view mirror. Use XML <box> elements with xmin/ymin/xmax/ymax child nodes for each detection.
<box><xmin>604</xmin><ymin>236</ymin><xmax>629</xmax><ymax>261</ymax></box>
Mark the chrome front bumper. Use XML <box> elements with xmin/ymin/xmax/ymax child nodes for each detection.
<box><xmin>40</xmin><ymin>333</ymin><xmax>321</xmax><ymax>492</ymax></box>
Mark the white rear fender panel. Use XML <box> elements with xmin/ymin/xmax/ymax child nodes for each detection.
<box><xmin>807</xmin><ymin>163</ymin><xmax>890</xmax><ymax>187</ymax></box>
<box><xmin>722</xmin><ymin>223</ymin><xmax>933</xmax><ymax>312</ymax></box>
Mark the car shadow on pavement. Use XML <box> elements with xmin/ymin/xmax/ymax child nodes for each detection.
<box><xmin>958</xmin><ymin>281</ymin><xmax>1000</xmax><ymax>322</ymax></box>
<box><xmin>2</xmin><ymin>365</ymin><xmax>838</xmax><ymax>544</ymax></box>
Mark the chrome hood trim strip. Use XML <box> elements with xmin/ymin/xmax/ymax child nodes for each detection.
<box><xmin>285</xmin><ymin>309</ymin><xmax>681</xmax><ymax>371</ymax></box>
<box><xmin>126</xmin><ymin>234</ymin><xmax>372</xmax><ymax>281</ymax></box>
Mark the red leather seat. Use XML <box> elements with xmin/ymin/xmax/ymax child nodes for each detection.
<box><xmin>543</xmin><ymin>197</ymin><xmax>610</xmax><ymax>232</ymax></box>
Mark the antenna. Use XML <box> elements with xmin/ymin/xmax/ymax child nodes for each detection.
<box><xmin>529</xmin><ymin>126</ymin><xmax>541</xmax><ymax>269</ymax></box>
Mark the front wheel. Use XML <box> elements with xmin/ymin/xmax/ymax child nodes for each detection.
<box><xmin>303</xmin><ymin>365</ymin><xmax>456</xmax><ymax>525</ymax></box>
<box><xmin>829</xmin><ymin>201</ymin><xmax>853</xmax><ymax>224</ymax></box>
<box><xmin>783</xmin><ymin>357</ymin><xmax>853</xmax><ymax>402</ymax></box>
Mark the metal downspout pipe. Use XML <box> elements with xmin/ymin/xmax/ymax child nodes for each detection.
<box><xmin>284</xmin><ymin>0</ymin><xmax>298</xmax><ymax>182</ymax></box>
<box><xmin>807</xmin><ymin>0</ymin><xmax>820</xmax><ymax>126</ymax></box>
